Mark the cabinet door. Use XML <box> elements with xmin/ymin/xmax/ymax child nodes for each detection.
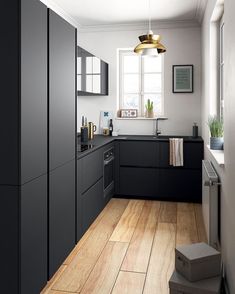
<box><xmin>119</xmin><ymin>167</ymin><xmax>159</xmax><ymax>197</ymax></box>
<box><xmin>76</xmin><ymin>159</ymin><xmax>83</xmax><ymax>242</ymax></box>
<box><xmin>101</xmin><ymin>61</ymin><xmax>108</xmax><ymax>95</ymax></box>
<box><xmin>49</xmin><ymin>160</ymin><xmax>75</xmax><ymax>278</ymax></box>
<box><xmin>159</xmin><ymin>169</ymin><xmax>202</xmax><ymax>202</ymax></box>
<box><xmin>81</xmin><ymin>149</ymin><xmax>103</xmax><ymax>193</ymax></box>
<box><xmin>120</xmin><ymin>141</ymin><xmax>158</xmax><ymax>167</ymax></box>
<box><xmin>49</xmin><ymin>10</ymin><xmax>76</xmax><ymax>170</ymax></box>
<box><xmin>21</xmin><ymin>174</ymin><xmax>47</xmax><ymax>294</ymax></box>
<box><xmin>82</xmin><ymin>178</ymin><xmax>103</xmax><ymax>233</ymax></box>
<box><xmin>21</xmin><ymin>0</ymin><xmax>47</xmax><ymax>184</ymax></box>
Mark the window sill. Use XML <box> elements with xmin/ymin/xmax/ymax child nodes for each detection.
<box><xmin>115</xmin><ymin>117</ymin><xmax>157</xmax><ymax>120</ymax></box>
<box><xmin>206</xmin><ymin>145</ymin><xmax>225</xmax><ymax>167</ymax></box>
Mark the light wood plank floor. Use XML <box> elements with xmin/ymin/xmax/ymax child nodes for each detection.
<box><xmin>41</xmin><ymin>199</ymin><xmax>207</xmax><ymax>294</ymax></box>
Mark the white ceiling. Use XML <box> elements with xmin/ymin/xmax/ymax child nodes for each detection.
<box><xmin>50</xmin><ymin>0</ymin><xmax>207</xmax><ymax>27</ymax></box>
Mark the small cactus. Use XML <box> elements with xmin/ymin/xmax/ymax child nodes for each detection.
<box><xmin>145</xmin><ymin>99</ymin><xmax>154</xmax><ymax>112</ymax></box>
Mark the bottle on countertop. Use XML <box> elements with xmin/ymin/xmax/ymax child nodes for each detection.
<box><xmin>81</xmin><ymin>116</ymin><xmax>88</xmax><ymax>143</ymax></box>
<box><xmin>109</xmin><ymin>119</ymin><xmax>113</xmax><ymax>136</ymax></box>
<box><xmin>192</xmin><ymin>122</ymin><xmax>198</xmax><ymax>138</ymax></box>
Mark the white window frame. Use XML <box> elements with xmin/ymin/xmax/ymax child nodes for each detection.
<box><xmin>219</xmin><ymin>15</ymin><xmax>224</xmax><ymax>121</ymax></box>
<box><xmin>118</xmin><ymin>48</ymin><xmax>164</xmax><ymax>117</ymax></box>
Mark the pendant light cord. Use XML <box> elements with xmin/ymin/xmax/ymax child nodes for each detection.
<box><xmin>148</xmin><ymin>0</ymin><xmax>151</xmax><ymax>32</ymax></box>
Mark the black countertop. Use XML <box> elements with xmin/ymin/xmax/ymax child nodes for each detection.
<box><xmin>77</xmin><ymin>135</ymin><xmax>203</xmax><ymax>159</ymax></box>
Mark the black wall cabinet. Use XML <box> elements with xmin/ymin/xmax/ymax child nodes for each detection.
<box><xmin>49</xmin><ymin>160</ymin><xmax>76</xmax><ymax>278</ymax></box>
<box><xmin>77</xmin><ymin>46</ymin><xmax>108</xmax><ymax>96</ymax></box>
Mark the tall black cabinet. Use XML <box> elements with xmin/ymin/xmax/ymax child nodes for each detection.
<box><xmin>0</xmin><ymin>1</ymin><xmax>48</xmax><ymax>293</ymax></box>
<box><xmin>0</xmin><ymin>1</ymin><xmax>76</xmax><ymax>293</ymax></box>
<box><xmin>48</xmin><ymin>10</ymin><xmax>76</xmax><ymax>278</ymax></box>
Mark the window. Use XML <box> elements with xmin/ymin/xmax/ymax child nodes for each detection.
<box><xmin>219</xmin><ymin>16</ymin><xmax>224</xmax><ymax>120</ymax></box>
<box><xmin>118</xmin><ymin>49</ymin><xmax>164</xmax><ymax>117</ymax></box>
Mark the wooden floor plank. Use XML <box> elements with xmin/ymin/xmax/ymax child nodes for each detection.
<box><xmin>109</xmin><ymin>200</ymin><xmax>145</xmax><ymax>242</ymax></box>
<box><xmin>176</xmin><ymin>210</ymin><xmax>199</xmax><ymax>245</ymax></box>
<box><xmin>112</xmin><ymin>271</ymin><xmax>146</xmax><ymax>294</ymax></box>
<box><xmin>194</xmin><ymin>203</ymin><xmax>208</xmax><ymax>243</ymax></box>
<box><xmin>51</xmin><ymin>199</ymin><xmax>129</xmax><ymax>293</ymax></box>
<box><xmin>40</xmin><ymin>265</ymin><xmax>67</xmax><ymax>294</ymax></box>
<box><xmin>63</xmin><ymin>198</ymin><xmax>124</xmax><ymax>265</ymax></box>
<box><xmin>143</xmin><ymin>222</ymin><xmax>176</xmax><ymax>294</ymax></box>
<box><xmin>121</xmin><ymin>201</ymin><xmax>160</xmax><ymax>273</ymax></box>
<box><xmin>159</xmin><ymin>201</ymin><xmax>177</xmax><ymax>223</ymax></box>
<box><xmin>80</xmin><ymin>242</ymin><xmax>128</xmax><ymax>294</ymax></box>
<box><xmin>177</xmin><ymin>202</ymin><xmax>195</xmax><ymax>212</ymax></box>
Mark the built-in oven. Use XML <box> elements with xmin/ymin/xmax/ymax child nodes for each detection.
<box><xmin>103</xmin><ymin>147</ymin><xmax>115</xmax><ymax>199</ymax></box>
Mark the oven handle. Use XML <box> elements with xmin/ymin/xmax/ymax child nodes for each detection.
<box><xmin>104</xmin><ymin>156</ymin><xmax>115</xmax><ymax>166</ymax></box>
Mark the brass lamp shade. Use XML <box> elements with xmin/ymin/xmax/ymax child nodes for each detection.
<box><xmin>134</xmin><ymin>32</ymin><xmax>166</xmax><ymax>54</ymax></box>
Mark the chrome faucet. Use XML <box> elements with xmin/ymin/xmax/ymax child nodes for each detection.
<box><xmin>156</xmin><ymin>117</ymin><xmax>168</xmax><ymax>137</ymax></box>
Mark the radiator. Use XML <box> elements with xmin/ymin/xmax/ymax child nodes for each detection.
<box><xmin>202</xmin><ymin>160</ymin><xmax>220</xmax><ymax>249</ymax></box>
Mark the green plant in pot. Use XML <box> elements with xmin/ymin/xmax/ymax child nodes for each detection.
<box><xmin>208</xmin><ymin>115</ymin><xmax>224</xmax><ymax>150</ymax></box>
<box><xmin>145</xmin><ymin>99</ymin><xmax>154</xmax><ymax>118</ymax></box>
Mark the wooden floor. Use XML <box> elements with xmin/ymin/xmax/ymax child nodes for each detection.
<box><xmin>41</xmin><ymin>199</ymin><xmax>207</xmax><ymax>294</ymax></box>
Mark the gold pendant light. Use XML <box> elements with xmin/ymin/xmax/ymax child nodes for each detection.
<box><xmin>134</xmin><ymin>0</ymin><xmax>166</xmax><ymax>56</ymax></box>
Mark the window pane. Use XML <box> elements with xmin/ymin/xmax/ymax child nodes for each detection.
<box><xmin>123</xmin><ymin>94</ymin><xmax>139</xmax><ymax>109</ymax></box>
<box><xmin>77</xmin><ymin>75</ymin><xmax>81</xmax><ymax>91</ymax></box>
<box><xmin>86</xmin><ymin>75</ymin><xmax>92</xmax><ymax>92</ymax></box>
<box><xmin>124</xmin><ymin>55</ymin><xmax>139</xmax><ymax>73</ymax></box>
<box><xmin>144</xmin><ymin>56</ymin><xmax>161</xmax><ymax>73</ymax></box>
<box><xmin>93</xmin><ymin>75</ymin><xmax>101</xmax><ymax>93</ymax></box>
<box><xmin>77</xmin><ymin>57</ymin><xmax>82</xmax><ymax>74</ymax></box>
<box><xmin>144</xmin><ymin>94</ymin><xmax>162</xmax><ymax>114</ymax></box>
<box><xmin>93</xmin><ymin>57</ymin><xmax>101</xmax><ymax>74</ymax></box>
<box><xmin>144</xmin><ymin>73</ymin><xmax>161</xmax><ymax>92</ymax></box>
<box><xmin>124</xmin><ymin>74</ymin><xmax>139</xmax><ymax>93</ymax></box>
<box><xmin>86</xmin><ymin>57</ymin><xmax>93</xmax><ymax>74</ymax></box>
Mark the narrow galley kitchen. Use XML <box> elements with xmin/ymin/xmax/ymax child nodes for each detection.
<box><xmin>1</xmin><ymin>0</ymin><xmax>235</xmax><ymax>294</ymax></box>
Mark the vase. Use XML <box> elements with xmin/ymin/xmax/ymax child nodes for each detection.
<box><xmin>210</xmin><ymin>137</ymin><xmax>224</xmax><ymax>150</ymax></box>
<box><xmin>145</xmin><ymin>110</ymin><xmax>154</xmax><ymax>118</ymax></box>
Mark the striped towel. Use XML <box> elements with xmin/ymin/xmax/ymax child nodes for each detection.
<box><xmin>169</xmin><ymin>138</ymin><xmax>184</xmax><ymax>166</ymax></box>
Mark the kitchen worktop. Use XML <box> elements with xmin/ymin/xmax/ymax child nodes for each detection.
<box><xmin>77</xmin><ymin>134</ymin><xmax>203</xmax><ymax>159</ymax></box>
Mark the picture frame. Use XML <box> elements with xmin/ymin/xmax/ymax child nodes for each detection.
<box><xmin>120</xmin><ymin>109</ymin><xmax>138</xmax><ymax>118</ymax></box>
<box><xmin>173</xmin><ymin>65</ymin><xmax>194</xmax><ymax>93</ymax></box>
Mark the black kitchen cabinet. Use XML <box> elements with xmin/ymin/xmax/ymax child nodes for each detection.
<box><xmin>81</xmin><ymin>178</ymin><xmax>104</xmax><ymax>233</ymax></box>
<box><xmin>0</xmin><ymin>0</ymin><xmax>47</xmax><ymax>186</ymax></box>
<box><xmin>49</xmin><ymin>160</ymin><xmax>76</xmax><ymax>278</ymax></box>
<box><xmin>119</xmin><ymin>167</ymin><xmax>159</xmax><ymax>197</ymax></box>
<box><xmin>49</xmin><ymin>9</ymin><xmax>76</xmax><ymax>170</ymax></box>
<box><xmin>119</xmin><ymin>141</ymin><xmax>158</xmax><ymax>167</ymax></box>
<box><xmin>77</xmin><ymin>45</ymin><xmax>108</xmax><ymax>96</ymax></box>
<box><xmin>21</xmin><ymin>175</ymin><xmax>47</xmax><ymax>294</ymax></box>
<box><xmin>81</xmin><ymin>148</ymin><xmax>103</xmax><ymax>193</ymax></box>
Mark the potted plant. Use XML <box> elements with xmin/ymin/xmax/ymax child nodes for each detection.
<box><xmin>145</xmin><ymin>99</ymin><xmax>154</xmax><ymax>118</ymax></box>
<box><xmin>208</xmin><ymin>115</ymin><xmax>224</xmax><ymax>150</ymax></box>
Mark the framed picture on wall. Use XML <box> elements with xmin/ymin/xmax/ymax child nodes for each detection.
<box><xmin>173</xmin><ymin>65</ymin><xmax>194</xmax><ymax>93</ymax></box>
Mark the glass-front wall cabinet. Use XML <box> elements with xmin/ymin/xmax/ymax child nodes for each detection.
<box><xmin>77</xmin><ymin>46</ymin><xmax>108</xmax><ymax>96</ymax></box>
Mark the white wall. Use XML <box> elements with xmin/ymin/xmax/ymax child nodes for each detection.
<box><xmin>77</xmin><ymin>24</ymin><xmax>201</xmax><ymax>135</ymax></box>
<box><xmin>202</xmin><ymin>0</ymin><xmax>235</xmax><ymax>292</ymax></box>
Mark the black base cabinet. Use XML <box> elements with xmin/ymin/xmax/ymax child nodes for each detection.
<box><xmin>49</xmin><ymin>160</ymin><xmax>76</xmax><ymax>278</ymax></box>
<box><xmin>116</xmin><ymin>139</ymin><xmax>203</xmax><ymax>202</ymax></box>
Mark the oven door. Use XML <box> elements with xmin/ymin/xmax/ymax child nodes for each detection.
<box><xmin>104</xmin><ymin>150</ymin><xmax>114</xmax><ymax>199</ymax></box>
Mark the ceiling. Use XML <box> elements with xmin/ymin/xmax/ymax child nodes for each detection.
<box><xmin>50</xmin><ymin>0</ymin><xmax>208</xmax><ymax>27</ymax></box>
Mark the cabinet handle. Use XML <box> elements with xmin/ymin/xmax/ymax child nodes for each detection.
<box><xmin>104</xmin><ymin>156</ymin><xmax>114</xmax><ymax>166</ymax></box>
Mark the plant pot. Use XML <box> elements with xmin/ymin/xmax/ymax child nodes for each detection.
<box><xmin>210</xmin><ymin>137</ymin><xmax>224</xmax><ymax>150</ymax></box>
<box><xmin>145</xmin><ymin>110</ymin><xmax>154</xmax><ymax>118</ymax></box>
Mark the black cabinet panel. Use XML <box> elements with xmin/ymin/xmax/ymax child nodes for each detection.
<box><xmin>120</xmin><ymin>141</ymin><xmax>158</xmax><ymax>167</ymax></box>
<box><xmin>81</xmin><ymin>148</ymin><xmax>103</xmax><ymax>193</ymax></box>
<box><xmin>21</xmin><ymin>175</ymin><xmax>47</xmax><ymax>294</ymax></box>
<box><xmin>82</xmin><ymin>177</ymin><xmax>103</xmax><ymax>233</ymax></box>
<box><xmin>159</xmin><ymin>169</ymin><xmax>202</xmax><ymax>202</ymax></box>
<box><xmin>76</xmin><ymin>159</ymin><xmax>83</xmax><ymax>242</ymax></box>
<box><xmin>119</xmin><ymin>167</ymin><xmax>159</xmax><ymax>197</ymax></box>
<box><xmin>49</xmin><ymin>160</ymin><xmax>75</xmax><ymax>278</ymax></box>
<box><xmin>21</xmin><ymin>0</ymin><xmax>47</xmax><ymax>184</ymax></box>
<box><xmin>0</xmin><ymin>186</ymin><xmax>19</xmax><ymax>294</ymax></box>
<box><xmin>158</xmin><ymin>141</ymin><xmax>203</xmax><ymax>169</ymax></box>
<box><xmin>49</xmin><ymin>10</ymin><xmax>76</xmax><ymax>170</ymax></box>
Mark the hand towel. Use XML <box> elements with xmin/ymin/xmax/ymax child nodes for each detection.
<box><xmin>169</xmin><ymin>138</ymin><xmax>184</xmax><ymax>166</ymax></box>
